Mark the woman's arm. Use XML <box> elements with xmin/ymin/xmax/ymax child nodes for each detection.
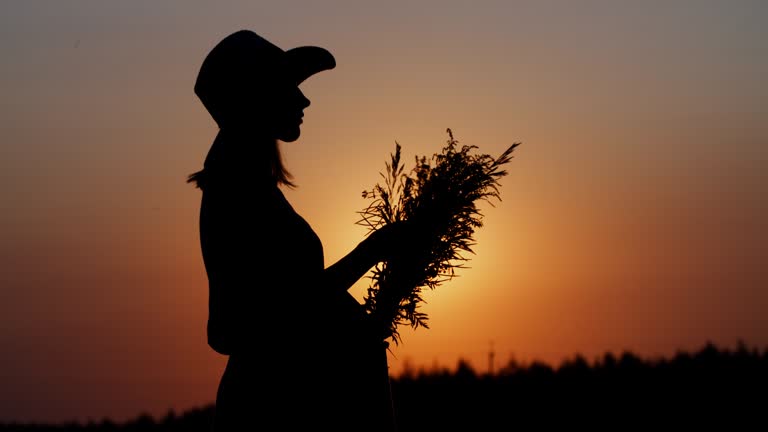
<box><xmin>322</xmin><ymin>239</ymin><xmax>379</xmax><ymax>294</ymax></box>
<box><xmin>322</xmin><ymin>222</ymin><xmax>410</xmax><ymax>294</ymax></box>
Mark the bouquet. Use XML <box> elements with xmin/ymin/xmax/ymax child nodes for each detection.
<box><xmin>358</xmin><ymin>128</ymin><xmax>520</xmax><ymax>345</ymax></box>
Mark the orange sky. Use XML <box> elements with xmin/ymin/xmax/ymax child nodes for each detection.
<box><xmin>1</xmin><ymin>0</ymin><xmax>767</xmax><ymax>424</ymax></box>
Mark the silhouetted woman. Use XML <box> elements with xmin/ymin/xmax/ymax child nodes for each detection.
<box><xmin>188</xmin><ymin>30</ymin><xmax>403</xmax><ymax>431</ymax></box>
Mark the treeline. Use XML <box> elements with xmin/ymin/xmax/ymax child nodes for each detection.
<box><xmin>2</xmin><ymin>341</ymin><xmax>767</xmax><ymax>431</ymax></box>
<box><xmin>392</xmin><ymin>340</ymin><xmax>767</xmax><ymax>430</ymax></box>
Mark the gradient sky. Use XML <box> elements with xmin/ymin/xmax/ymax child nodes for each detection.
<box><xmin>1</xmin><ymin>0</ymin><xmax>766</xmax><ymax>424</ymax></box>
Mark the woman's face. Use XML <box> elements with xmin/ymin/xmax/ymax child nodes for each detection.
<box><xmin>271</xmin><ymin>84</ymin><xmax>311</xmax><ymax>143</ymax></box>
<box><xmin>223</xmin><ymin>76</ymin><xmax>311</xmax><ymax>142</ymax></box>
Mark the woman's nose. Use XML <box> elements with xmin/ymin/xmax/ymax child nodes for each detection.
<box><xmin>299</xmin><ymin>92</ymin><xmax>310</xmax><ymax>109</ymax></box>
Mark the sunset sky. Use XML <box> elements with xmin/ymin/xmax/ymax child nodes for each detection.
<box><xmin>1</xmin><ymin>0</ymin><xmax>766</xmax><ymax>424</ymax></box>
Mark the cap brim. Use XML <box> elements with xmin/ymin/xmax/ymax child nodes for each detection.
<box><xmin>284</xmin><ymin>46</ymin><xmax>336</xmax><ymax>84</ymax></box>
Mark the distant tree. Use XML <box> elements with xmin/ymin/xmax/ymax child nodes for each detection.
<box><xmin>3</xmin><ymin>342</ymin><xmax>766</xmax><ymax>432</ymax></box>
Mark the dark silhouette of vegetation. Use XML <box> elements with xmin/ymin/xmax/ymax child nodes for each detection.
<box><xmin>0</xmin><ymin>405</ymin><xmax>215</xmax><ymax>432</ymax></box>
<box><xmin>2</xmin><ymin>341</ymin><xmax>766</xmax><ymax>431</ymax></box>
<box><xmin>358</xmin><ymin>130</ymin><xmax>520</xmax><ymax>344</ymax></box>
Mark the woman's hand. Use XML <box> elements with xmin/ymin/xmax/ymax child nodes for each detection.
<box><xmin>362</xmin><ymin>220</ymin><xmax>430</xmax><ymax>263</ymax></box>
<box><xmin>325</xmin><ymin>220</ymin><xmax>429</xmax><ymax>295</ymax></box>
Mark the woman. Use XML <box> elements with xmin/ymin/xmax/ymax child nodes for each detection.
<box><xmin>188</xmin><ymin>30</ymin><xmax>405</xmax><ymax>431</ymax></box>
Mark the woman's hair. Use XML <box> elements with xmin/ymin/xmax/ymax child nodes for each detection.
<box><xmin>266</xmin><ymin>138</ymin><xmax>296</xmax><ymax>188</ymax></box>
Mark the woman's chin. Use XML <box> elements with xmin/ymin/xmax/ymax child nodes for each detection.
<box><xmin>278</xmin><ymin>128</ymin><xmax>301</xmax><ymax>143</ymax></box>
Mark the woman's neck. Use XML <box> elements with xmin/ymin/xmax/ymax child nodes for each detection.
<box><xmin>203</xmin><ymin>129</ymin><xmax>277</xmax><ymax>183</ymax></box>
